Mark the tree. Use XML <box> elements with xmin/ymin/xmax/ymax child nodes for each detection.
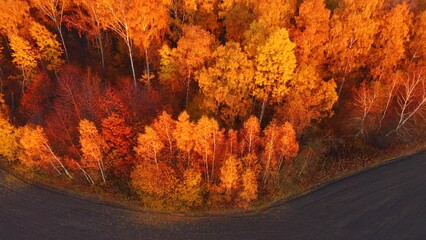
<box><xmin>131</xmin><ymin>161</ymin><xmax>178</xmax><ymax>209</ymax></box>
<box><xmin>276</xmin><ymin>122</ymin><xmax>299</xmax><ymax>172</ymax></box>
<box><xmin>387</xmin><ymin>65</ymin><xmax>426</xmax><ymax>139</ymax></box>
<box><xmin>254</xmin><ymin>28</ymin><xmax>296</xmax><ymax>123</ymax></box>
<box><xmin>134</xmin><ymin>126</ymin><xmax>164</xmax><ymax>168</ymax></box>
<box><xmin>252</xmin><ymin>0</ymin><xmax>296</xmax><ymax>30</ymax></box>
<box><xmin>292</xmin><ymin>0</ymin><xmax>330</xmax><ymax>66</ymax></box>
<box><xmin>262</xmin><ymin>121</ymin><xmax>298</xmax><ymax>183</ymax></box>
<box><xmin>79</xmin><ymin>119</ymin><xmax>107</xmax><ymax>183</ymax></box>
<box><xmin>31</xmin><ymin>0</ymin><xmax>70</xmax><ymax>62</ymax></box>
<box><xmin>240</xmin><ymin>116</ymin><xmax>261</xmax><ymax>156</ymax></box>
<box><xmin>0</xmin><ymin>0</ymin><xmax>29</xmax><ymax>35</ymax></box>
<box><xmin>170</xmin><ymin>0</ymin><xmax>221</xmax><ymax>38</ymax></box>
<box><xmin>175</xmin><ymin>167</ymin><xmax>203</xmax><ymax>209</ymax></box>
<box><xmin>411</xmin><ymin>10</ymin><xmax>426</xmax><ymax>60</ymax></box>
<box><xmin>219</xmin><ymin>155</ymin><xmax>241</xmax><ymax>202</ymax></box>
<box><xmin>281</xmin><ymin>65</ymin><xmax>338</xmax><ymax>133</ymax></box>
<box><xmin>101</xmin><ymin>113</ymin><xmax>133</xmax><ymax>177</ymax></box>
<box><xmin>66</xmin><ymin>0</ymin><xmax>107</xmax><ymax>70</ymax></box>
<box><xmin>196</xmin><ymin>42</ymin><xmax>254</xmax><ymax>124</ymax></box>
<box><xmin>369</xmin><ymin>3</ymin><xmax>412</xmax><ymax>80</ymax></box>
<box><xmin>238</xmin><ymin>168</ymin><xmax>258</xmax><ymax>208</ymax></box>
<box><xmin>29</xmin><ymin>21</ymin><xmax>65</xmax><ymax>72</ymax></box>
<box><xmin>95</xmin><ymin>0</ymin><xmax>137</xmax><ymax>87</ymax></box>
<box><xmin>351</xmin><ymin>81</ymin><xmax>383</xmax><ymax>137</ymax></box>
<box><xmin>193</xmin><ymin>116</ymin><xmax>221</xmax><ymax>182</ymax></box>
<box><xmin>96</xmin><ymin>0</ymin><xmax>170</xmax><ymax>87</ymax></box>
<box><xmin>131</xmin><ymin>0</ymin><xmax>170</xmax><ymax>81</ymax></box>
<box><xmin>160</xmin><ymin>25</ymin><xmax>215</xmax><ymax>106</ymax></box>
<box><xmin>8</xmin><ymin>34</ymin><xmax>39</xmax><ymax>93</ymax></box>
<box><xmin>243</xmin><ymin>19</ymin><xmax>270</xmax><ymax>59</ymax></box>
<box><xmin>173</xmin><ymin>111</ymin><xmax>195</xmax><ymax>164</ymax></box>
<box><xmin>262</xmin><ymin>121</ymin><xmax>279</xmax><ymax>183</ymax></box>
<box><xmin>0</xmin><ymin>94</ymin><xmax>20</xmax><ymax>161</ymax></box>
<box><xmin>152</xmin><ymin>112</ymin><xmax>177</xmax><ymax>164</ymax></box>
<box><xmin>19</xmin><ymin>125</ymin><xmax>72</xmax><ymax>178</ymax></box>
<box><xmin>327</xmin><ymin>0</ymin><xmax>384</xmax><ymax>94</ymax></box>
<box><xmin>225</xmin><ymin>129</ymin><xmax>239</xmax><ymax>157</ymax></box>
<box><xmin>220</xmin><ymin>0</ymin><xmax>256</xmax><ymax>43</ymax></box>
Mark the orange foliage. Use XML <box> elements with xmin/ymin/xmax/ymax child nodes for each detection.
<box><xmin>1</xmin><ymin>0</ymin><xmax>426</xmax><ymax>211</ymax></box>
<box><xmin>101</xmin><ymin>113</ymin><xmax>134</xmax><ymax>177</ymax></box>
<box><xmin>131</xmin><ymin>162</ymin><xmax>178</xmax><ymax>209</ymax></box>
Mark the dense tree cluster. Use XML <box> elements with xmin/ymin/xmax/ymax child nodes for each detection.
<box><xmin>0</xmin><ymin>0</ymin><xmax>425</xmax><ymax>210</ymax></box>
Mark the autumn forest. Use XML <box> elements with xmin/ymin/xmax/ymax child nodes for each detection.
<box><xmin>0</xmin><ymin>0</ymin><xmax>425</xmax><ymax>211</ymax></box>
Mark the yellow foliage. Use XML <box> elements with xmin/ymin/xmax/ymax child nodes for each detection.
<box><xmin>196</xmin><ymin>42</ymin><xmax>254</xmax><ymax>123</ymax></box>
<box><xmin>243</xmin><ymin>20</ymin><xmax>270</xmax><ymax>58</ymax></box>
<box><xmin>160</xmin><ymin>25</ymin><xmax>215</xmax><ymax>94</ymax></box>
<box><xmin>240</xmin><ymin>116</ymin><xmax>261</xmax><ymax>155</ymax></box>
<box><xmin>254</xmin><ymin>28</ymin><xmax>296</xmax><ymax>103</ymax></box>
<box><xmin>29</xmin><ymin>21</ymin><xmax>64</xmax><ymax>71</ymax></box>
<box><xmin>176</xmin><ymin>167</ymin><xmax>203</xmax><ymax>208</ymax></box>
<box><xmin>9</xmin><ymin>34</ymin><xmax>39</xmax><ymax>75</ymax></box>
<box><xmin>152</xmin><ymin>112</ymin><xmax>177</xmax><ymax>162</ymax></box>
<box><xmin>173</xmin><ymin>111</ymin><xmax>195</xmax><ymax>155</ymax></box>
<box><xmin>239</xmin><ymin>168</ymin><xmax>258</xmax><ymax>207</ymax></box>
<box><xmin>221</xmin><ymin>2</ymin><xmax>255</xmax><ymax>42</ymax></box>
<box><xmin>220</xmin><ymin>155</ymin><xmax>241</xmax><ymax>190</ymax></box>
<box><xmin>194</xmin><ymin>116</ymin><xmax>221</xmax><ymax>181</ymax></box>
<box><xmin>159</xmin><ymin>45</ymin><xmax>179</xmax><ymax>91</ymax></box>
<box><xmin>19</xmin><ymin>125</ymin><xmax>50</xmax><ymax>168</ymax></box>
<box><xmin>79</xmin><ymin>119</ymin><xmax>106</xmax><ymax>170</ymax></box>
<box><xmin>135</xmin><ymin>126</ymin><xmax>164</xmax><ymax>165</ymax></box>
<box><xmin>253</xmin><ymin>0</ymin><xmax>296</xmax><ymax>30</ymax></box>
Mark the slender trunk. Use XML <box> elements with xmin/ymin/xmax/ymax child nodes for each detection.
<box><xmin>45</xmin><ymin>142</ymin><xmax>73</xmax><ymax>179</ymax></box>
<box><xmin>205</xmin><ymin>152</ymin><xmax>209</xmax><ymax>183</ymax></box>
<box><xmin>248</xmin><ymin>130</ymin><xmax>252</xmax><ymax>154</ymax></box>
<box><xmin>21</xmin><ymin>68</ymin><xmax>26</xmax><ymax>94</ymax></box>
<box><xmin>211</xmin><ymin>133</ymin><xmax>216</xmax><ymax>183</ymax></box>
<box><xmin>278</xmin><ymin>153</ymin><xmax>285</xmax><ymax>172</ymax></box>
<box><xmin>145</xmin><ymin>48</ymin><xmax>150</xmax><ymax>79</ymax></box>
<box><xmin>40</xmin><ymin>60</ymin><xmax>47</xmax><ymax>75</ymax></box>
<box><xmin>126</xmin><ymin>40</ymin><xmax>137</xmax><ymax>89</ymax></box>
<box><xmin>11</xmin><ymin>91</ymin><xmax>14</xmax><ymax>111</ymax></box>
<box><xmin>263</xmin><ymin>150</ymin><xmax>272</xmax><ymax>184</ymax></box>
<box><xmin>97</xmin><ymin>159</ymin><xmax>106</xmax><ymax>183</ymax></box>
<box><xmin>49</xmin><ymin>160</ymin><xmax>62</xmax><ymax>176</ymax></box>
<box><xmin>185</xmin><ymin>71</ymin><xmax>191</xmax><ymax>107</ymax></box>
<box><xmin>77</xmin><ymin>162</ymin><xmax>94</xmax><ymax>184</ymax></box>
<box><xmin>166</xmin><ymin>130</ymin><xmax>173</xmax><ymax>164</ymax></box>
<box><xmin>97</xmin><ymin>35</ymin><xmax>105</xmax><ymax>71</ymax></box>
<box><xmin>57</xmin><ymin>26</ymin><xmax>69</xmax><ymax>63</ymax></box>
<box><xmin>54</xmin><ymin>70</ymin><xmax>59</xmax><ymax>82</ymax></box>
<box><xmin>154</xmin><ymin>149</ymin><xmax>159</xmax><ymax>170</ymax></box>
<box><xmin>338</xmin><ymin>76</ymin><xmax>345</xmax><ymax>96</ymax></box>
<box><xmin>377</xmin><ymin>79</ymin><xmax>396</xmax><ymax>131</ymax></box>
<box><xmin>259</xmin><ymin>96</ymin><xmax>267</xmax><ymax>125</ymax></box>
